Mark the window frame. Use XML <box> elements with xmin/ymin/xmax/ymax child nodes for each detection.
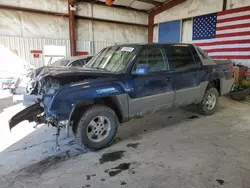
<box><xmin>132</xmin><ymin>46</ymin><xmax>170</xmax><ymax>74</ymax></box>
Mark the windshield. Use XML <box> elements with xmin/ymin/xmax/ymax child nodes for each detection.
<box><xmin>50</xmin><ymin>58</ymin><xmax>70</xmax><ymax>67</ymax></box>
<box><xmin>86</xmin><ymin>46</ymin><xmax>136</xmax><ymax>73</ymax></box>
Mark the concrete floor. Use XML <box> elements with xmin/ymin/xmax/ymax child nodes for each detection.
<box><xmin>0</xmin><ymin>96</ymin><xmax>250</xmax><ymax>188</ymax></box>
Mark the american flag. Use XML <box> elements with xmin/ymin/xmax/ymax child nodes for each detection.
<box><xmin>193</xmin><ymin>6</ymin><xmax>250</xmax><ymax>60</ymax></box>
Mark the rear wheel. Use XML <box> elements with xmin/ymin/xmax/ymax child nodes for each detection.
<box><xmin>198</xmin><ymin>87</ymin><xmax>219</xmax><ymax>115</ymax></box>
<box><xmin>75</xmin><ymin>105</ymin><xmax>119</xmax><ymax>150</ymax></box>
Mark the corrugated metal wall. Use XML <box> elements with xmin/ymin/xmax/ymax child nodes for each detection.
<box><xmin>0</xmin><ymin>36</ymin><xmax>118</xmax><ymax>68</ymax></box>
<box><xmin>0</xmin><ymin>36</ymin><xmax>70</xmax><ymax>67</ymax></box>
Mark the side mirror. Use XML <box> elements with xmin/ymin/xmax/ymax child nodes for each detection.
<box><xmin>135</xmin><ymin>64</ymin><xmax>150</xmax><ymax>75</ymax></box>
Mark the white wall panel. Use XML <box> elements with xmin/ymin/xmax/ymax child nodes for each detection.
<box><xmin>155</xmin><ymin>0</ymin><xmax>224</xmax><ymax>24</ymax></box>
<box><xmin>135</xmin><ymin>11</ymin><xmax>148</xmax><ymax>25</ymax></box>
<box><xmin>153</xmin><ymin>25</ymin><xmax>158</xmax><ymax>42</ymax></box>
<box><xmin>21</xmin><ymin>12</ymin><xmax>60</xmax><ymax>38</ymax></box>
<box><xmin>76</xmin><ymin>2</ymin><xmax>91</xmax><ymax>17</ymax></box>
<box><xmin>114</xmin><ymin>8</ymin><xmax>136</xmax><ymax>23</ymax></box>
<box><xmin>93</xmin><ymin>4</ymin><xmax>114</xmax><ymax>20</ymax></box>
<box><xmin>135</xmin><ymin>27</ymin><xmax>148</xmax><ymax>43</ymax></box>
<box><xmin>19</xmin><ymin>0</ymin><xmax>58</xmax><ymax>12</ymax></box>
<box><xmin>76</xmin><ymin>40</ymin><xmax>91</xmax><ymax>54</ymax></box>
<box><xmin>58</xmin><ymin>17</ymin><xmax>69</xmax><ymax>39</ymax></box>
<box><xmin>76</xmin><ymin>19</ymin><xmax>91</xmax><ymax>41</ymax></box>
<box><xmin>0</xmin><ymin>0</ymin><xmax>148</xmax><ymax>25</ymax></box>
<box><xmin>93</xmin><ymin>21</ymin><xmax>115</xmax><ymax>42</ymax></box>
<box><xmin>0</xmin><ymin>1</ymin><xmax>148</xmax><ymax>53</ymax></box>
<box><xmin>227</xmin><ymin>0</ymin><xmax>250</xmax><ymax>9</ymax></box>
<box><xmin>0</xmin><ymin>9</ymin><xmax>22</xmax><ymax>36</ymax></box>
<box><xmin>181</xmin><ymin>19</ymin><xmax>193</xmax><ymax>42</ymax></box>
<box><xmin>115</xmin><ymin>24</ymin><xmax>136</xmax><ymax>43</ymax></box>
<box><xmin>57</xmin><ymin>0</ymin><xmax>68</xmax><ymax>13</ymax></box>
<box><xmin>0</xmin><ymin>0</ymin><xmax>20</xmax><ymax>6</ymax></box>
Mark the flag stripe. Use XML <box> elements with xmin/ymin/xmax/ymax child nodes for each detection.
<box><xmin>208</xmin><ymin>51</ymin><xmax>250</xmax><ymax>56</ymax></box>
<box><xmin>217</xmin><ymin>6</ymin><xmax>250</xmax><ymax>16</ymax></box>
<box><xmin>217</xmin><ymin>10</ymin><xmax>250</xmax><ymax>20</ymax></box>
<box><xmin>197</xmin><ymin>43</ymin><xmax>250</xmax><ymax>50</ymax></box>
<box><xmin>210</xmin><ymin>55</ymin><xmax>250</xmax><ymax>59</ymax></box>
<box><xmin>216</xmin><ymin>23</ymin><xmax>250</xmax><ymax>31</ymax></box>
<box><xmin>216</xmin><ymin>19</ymin><xmax>250</xmax><ymax>27</ymax></box>
<box><xmin>216</xmin><ymin>31</ymin><xmax>250</xmax><ymax>38</ymax></box>
<box><xmin>217</xmin><ymin>14</ymin><xmax>250</xmax><ymax>23</ymax></box>
<box><xmin>195</xmin><ymin>39</ymin><xmax>250</xmax><ymax>47</ymax></box>
<box><xmin>193</xmin><ymin>36</ymin><xmax>250</xmax><ymax>43</ymax></box>
<box><xmin>216</xmin><ymin>27</ymin><xmax>250</xmax><ymax>34</ymax></box>
<box><xmin>205</xmin><ymin>47</ymin><xmax>250</xmax><ymax>53</ymax></box>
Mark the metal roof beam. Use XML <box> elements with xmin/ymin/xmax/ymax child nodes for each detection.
<box><xmin>136</xmin><ymin>0</ymin><xmax>163</xmax><ymax>7</ymax></box>
<box><xmin>149</xmin><ymin>0</ymin><xmax>186</xmax><ymax>16</ymax></box>
<box><xmin>80</xmin><ymin>0</ymin><xmax>148</xmax><ymax>13</ymax></box>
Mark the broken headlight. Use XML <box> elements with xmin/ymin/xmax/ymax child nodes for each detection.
<box><xmin>26</xmin><ymin>79</ymin><xmax>36</xmax><ymax>94</ymax></box>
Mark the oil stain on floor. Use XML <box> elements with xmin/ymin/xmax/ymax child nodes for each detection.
<box><xmin>187</xmin><ymin>115</ymin><xmax>199</xmax><ymax>120</ymax></box>
<box><xmin>105</xmin><ymin>163</ymin><xmax>131</xmax><ymax>177</ymax></box>
<box><xmin>99</xmin><ymin>151</ymin><xmax>125</xmax><ymax>164</ymax></box>
<box><xmin>126</xmin><ymin>143</ymin><xmax>140</xmax><ymax>149</ymax></box>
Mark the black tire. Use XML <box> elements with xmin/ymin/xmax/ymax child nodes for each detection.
<box><xmin>75</xmin><ymin>105</ymin><xmax>119</xmax><ymax>150</ymax></box>
<box><xmin>198</xmin><ymin>87</ymin><xmax>219</xmax><ymax>115</ymax></box>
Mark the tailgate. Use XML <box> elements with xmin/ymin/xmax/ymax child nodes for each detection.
<box><xmin>214</xmin><ymin>60</ymin><xmax>234</xmax><ymax>95</ymax></box>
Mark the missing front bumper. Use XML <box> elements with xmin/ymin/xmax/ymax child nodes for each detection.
<box><xmin>9</xmin><ymin>103</ymin><xmax>45</xmax><ymax>130</ymax></box>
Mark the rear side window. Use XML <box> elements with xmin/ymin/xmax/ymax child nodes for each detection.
<box><xmin>167</xmin><ymin>45</ymin><xmax>195</xmax><ymax>71</ymax></box>
<box><xmin>133</xmin><ymin>47</ymin><xmax>169</xmax><ymax>73</ymax></box>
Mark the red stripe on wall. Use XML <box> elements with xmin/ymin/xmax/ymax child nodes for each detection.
<box><xmin>195</xmin><ymin>39</ymin><xmax>250</xmax><ymax>46</ymax></box>
<box><xmin>217</xmin><ymin>14</ymin><xmax>250</xmax><ymax>23</ymax></box>
<box><xmin>30</xmin><ymin>50</ymin><xmax>42</xmax><ymax>54</ymax></box>
<box><xmin>217</xmin><ymin>6</ymin><xmax>250</xmax><ymax>16</ymax></box>
<box><xmin>216</xmin><ymin>23</ymin><xmax>250</xmax><ymax>31</ymax></box>
<box><xmin>216</xmin><ymin>31</ymin><xmax>250</xmax><ymax>38</ymax></box>
<box><xmin>204</xmin><ymin>48</ymin><xmax>250</xmax><ymax>53</ymax></box>
<box><xmin>211</xmin><ymin>55</ymin><xmax>250</xmax><ymax>59</ymax></box>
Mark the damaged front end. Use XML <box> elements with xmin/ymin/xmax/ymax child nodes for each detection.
<box><xmin>9</xmin><ymin>103</ymin><xmax>45</xmax><ymax>130</ymax></box>
<box><xmin>9</xmin><ymin>77</ymin><xmax>65</xmax><ymax>150</ymax></box>
<box><xmin>9</xmin><ymin>69</ymin><xmax>62</xmax><ymax>130</ymax></box>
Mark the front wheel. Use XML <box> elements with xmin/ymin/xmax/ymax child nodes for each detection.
<box><xmin>198</xmin><ymin>87</ymin><xmax>219</xmax><ymax>115</ymax></box>
<box><xmin>75</xmin><ymin>105</ymin><xmax>119</xmax><ymax>150</ymax></box>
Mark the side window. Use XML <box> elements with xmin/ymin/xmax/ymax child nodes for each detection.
<box><xmin>133</xmin><ymin>48</ymin><xmax>168</xmax><ymax>73</ymax></box>
<box><xmin>167</xmin><ymin>46</ymin><xmax>195</xmax><ymax>71</ymax></box>
<box><xmin>70</xmin><ymin>60</ymin><xmax>81</xmax><ymax>67</ymax></box>
<box><xmin>78</xmin><ymin>59</ymin><xmax>87</xmax><ymax>66</ymax></box>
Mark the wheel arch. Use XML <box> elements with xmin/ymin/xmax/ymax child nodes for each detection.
<box><xmin>208</xmin><ymin>79</ymin><xmax>221</xmax><ymax>96</ymax></box>
<box><xmin>70</xmin><ymin>94</ymin><xmax>128</xmax><ymax>133</ymax></box>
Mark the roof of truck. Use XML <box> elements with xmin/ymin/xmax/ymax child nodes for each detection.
<box><xmin>110</xmin><ymin>43</ymin><xmax>194</xmax><ymax>48</ymax></box>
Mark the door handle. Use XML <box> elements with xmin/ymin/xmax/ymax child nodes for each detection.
<box><xmin>165</xmin><ymin>76</ymin><xmax>171</xmax><ymax>82</ymax></box>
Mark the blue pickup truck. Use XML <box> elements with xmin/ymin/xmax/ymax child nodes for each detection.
<box><xmin>9</xmin><ymin>43</ymin><xmax>233</xmax><ymax>150</ymax></box>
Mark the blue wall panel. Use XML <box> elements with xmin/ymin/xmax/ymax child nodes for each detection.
<box><xmin>158</xmin><ymin>20</ymin><xmax>181</xmax><ymax>43</ymax></box>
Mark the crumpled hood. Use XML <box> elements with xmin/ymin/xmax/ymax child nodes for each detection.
<box><xmin>35</xmin><ymin>66</ymin><xmax>115</xmax><ymax>80</ymax></box>
<box><xmin>28</xmin><ymin>66</ymin><xmax>120</xmax><ymax>95</ymax></box>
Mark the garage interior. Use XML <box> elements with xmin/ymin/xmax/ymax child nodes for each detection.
<box><xmin>0</xmin><ymin>0</ymin><xmax>250</xmax><ymax>188</ymax></box>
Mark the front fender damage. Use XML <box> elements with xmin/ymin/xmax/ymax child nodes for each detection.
<box><xmin>9</xmin><ymin>103</ymin><xmax>45</xmax><ymax>130</ymax></box>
